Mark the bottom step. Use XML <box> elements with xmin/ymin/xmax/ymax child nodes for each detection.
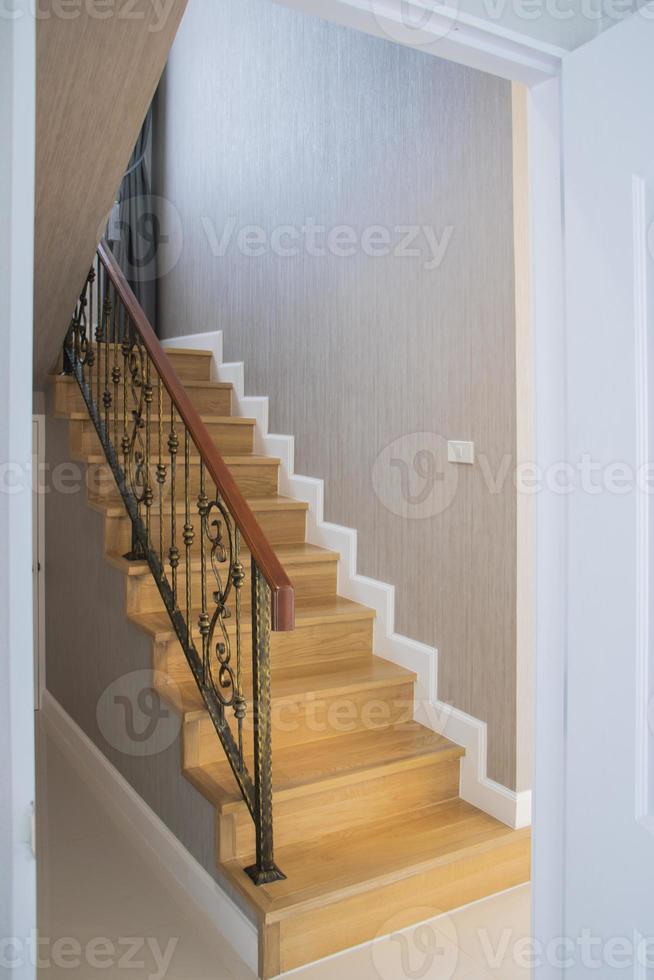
<box><xmin>223</xmin><ymin>799</ymin><xmax>531</xmax><ymax>977</ymax></box>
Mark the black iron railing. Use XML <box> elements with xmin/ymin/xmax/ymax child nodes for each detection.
<box><xmin>63</xmin><ymin>241</ymin><xmax>294</xmax><ymax>885</ymax></box>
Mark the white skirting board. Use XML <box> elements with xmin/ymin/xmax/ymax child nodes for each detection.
<box><xmin>162</xmin><ymin>331</ymin><xmax>532</xmax><ymax>829</ymax></box>
<box><xmin>41</xmin><ymin>691</ymin><xmax>259</xmax><ymax>974</ymax></box>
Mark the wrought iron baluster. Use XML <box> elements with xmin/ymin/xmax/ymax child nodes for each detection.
<box><xmin>103</xmin><ymin>283</ymin><xmax>112</xmax><ymax>437</ymax></box>
<box><xmin>124</xmin><ymin>330</ymin><xmax>146</xmax><ymax>560</ymax></box>
<box><xmin>168</xmin><ymin>406</ymin><xmax>179</xmax><ymax>605</ymax></box>
<box><xmin>86</xmin><ymin>267</ymin><xmax>95</xmax><ymax>394</ymax></box>
<box><xmin>157</xmin><ymin>377</ymin><xmax>166</xmax><ymax>568</ymax></box>
<box><xmin>96</xmin><ymin>262</ymin><xmax>103</xmax><ymax>412</ymax></box>
<box><xmin>198</xmin><ymin>461</ymin><xmax>210</xmax><ymax>683</ymax></box>
<box><xmin>88</xmin><ymin>262</ymin><xmax>95</xmax><ymax>396</ymax></box>
<box><xmin>144</xmin><ymin>356</ymin><xmax>153</xmax><ymax>550</ymax></box>
<box><xmin>183</xmin><ymin>429</ymin><xmax>194</xmax><ymax>647</ymax></box>
<box><xmin>112</xmin><ymin>303</ymin><xmax>121</xmax><ymax>457</ymax></box>
<box><xmin>122</xmin><ymin>327</ymin><xmax>129</xmax><ymax>481</ymax></box>
<box><xmin>245</xmin><ymin>560</ymin><xmax>285</xmax><ymax>886</ymax></box>
<box><xmin>233</xmin><ymin>527</ymin><xmax>246</xmax><ymax>763</ymax></box>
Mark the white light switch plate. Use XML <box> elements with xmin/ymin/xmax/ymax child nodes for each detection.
<box><xmin>448</xmin><ymin>440</ymin><xmax>475</xmax><ymax>464</ymax></box>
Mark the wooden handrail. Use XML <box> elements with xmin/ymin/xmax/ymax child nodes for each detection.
<box><xmin>97</xmin><ymin>241</ymin><xmax>294</xmax><ymax>632</ymax></box>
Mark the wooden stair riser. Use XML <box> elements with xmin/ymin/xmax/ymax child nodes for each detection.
<box><xmin>153</xmin><ymin>615</ymin><xmax>374</xmax><ymax>682</ymax></box>
<box><xmin>53</xmin><ymin>376</ymin><xmax>232</xmax><ymax>418</ymax></box>
<box><xmin>103</xmin><ymin>503</ymin><xmax>307</xmax><ymax>556</ymax></box>
<box><xmin>126</xmin><ymin>555</ymin><xmax>338</xmax><ymax>616</ymax></box>
<box><xmin>87</xmin><ymin>456</ymin><xmax>279</xmax><ymax>502</ymax></box>
<box><xmin>72</xmin><ymin>416</ymin><xmax>255</xmax><ymax>457</ymax></box>
<box><xmin>83</xmin><ymin>346</ymin><xmax>212</xmax><ymax>383</ymax></box>
<box><xmin>263</xmin><ymin>834</ymin><xmax>531</xmax><ymax>976</ymax></box>
<box><xmin>183</xmin><ymin>679</ymin><xmax>416</xmax><ymax>764</ymax></box>
<box><xmin>220</xmin><ymin>756</ymin><xmax>462</xmax><ymax>860</ymax></box>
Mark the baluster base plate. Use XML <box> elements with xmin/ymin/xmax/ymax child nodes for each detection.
<box><xmin>244</xmin><ymin>863</ymin><xmax>287</xmax><ymax>886</ymax></box>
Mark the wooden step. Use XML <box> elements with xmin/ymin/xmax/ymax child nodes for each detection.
<box><xmin>111</xmin><ymin>542</ymin><xmax>338</xmax><ymax>615</ymax></box>
<box><xmin>132</xmin><ymin>592</ymin><xmax>373</xmax><ymax>651</ymax></box>
<box><xmin>98</xmin><ymin>494</ymin><xmax>309</xmax><ymax>554</ymax></box>
<box><xmin>51</xmin><ymin>374</ymin><xmax>232</xmax><ymax>417</ymax></box>
<box><xmin>225</xmin><ymin>801</ymin><xmax>530</xmax><ymax>977</ymax></box>
<box><xmin>71</xmin><ymin>414</ymin><xmax>255</xmax><ymax>457</ymax></box>
<box><xmin>186</xmin><ymin>722</ymin><xmax>464</xmax><ymax>858</ymax></box>
<box><xmin>84</xmin><ymin>344</ymin><xmax>213</xmax><ymax>382</ymax></box>
<box><xmin>165</xmin><ymin>656</ymin><xmax>416</xmax><ymax>758</ymax></box>
<box><xmin>86</xmin><ymin>453</ymin><xmax>280</xmax><ymax>502</ymax></box>
<box><xmin>153</xmin><ymin>595</ymin><xmax>374</xmax><ymax>681</ymax></box>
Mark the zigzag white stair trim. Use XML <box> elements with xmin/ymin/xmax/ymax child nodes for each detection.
<box><xmin>162</xmin><ymin>330</ymin><xmax>532</xmax><ymax>829</ymax></box>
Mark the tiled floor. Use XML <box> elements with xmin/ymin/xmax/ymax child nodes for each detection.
<box><xmin>37</xmin><ymin>722</ymin><xmax>531</xmax><ymax>978</ymax></box>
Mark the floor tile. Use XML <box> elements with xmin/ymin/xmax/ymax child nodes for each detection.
<box><xmin>440</xmin><ymin>886</ymin><xmax>532</xmax><ymax>969</ymax></box>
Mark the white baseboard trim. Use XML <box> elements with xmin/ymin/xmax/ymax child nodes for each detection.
<box><xmin>163</xmin><ymin>329</ymin><xmax>532</xmax><ymax>830</ymax></box>
<box><xmin>416</xmin><ymin>698</ymin><xmax>532</xmax><ymax>828</ymax></box>
<box><xmin>41</xmin><ymin>690</ymin><xmax>259</xmax><ymax>973</ymax></box>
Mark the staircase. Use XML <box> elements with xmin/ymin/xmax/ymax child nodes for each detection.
<box><xmin>53</xmin><ymin>245</ymin><xmax>530</xmax><ymax>977</ymax></box>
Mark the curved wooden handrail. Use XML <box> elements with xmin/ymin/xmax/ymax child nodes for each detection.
<box><xmin>97</xmin><ymin>241</ymin><xmax>294</xmax><ymax>631</ymax></box>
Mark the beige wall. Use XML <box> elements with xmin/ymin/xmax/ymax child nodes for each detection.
<box><xmin>43</xmin><ymin>410</ymin><xmax>240</xmax><ymax>902</ymax></box>
<box><xmin>153</xmin><ymin>0</ymin><xmax>529</xmax><ymax>789</ymax></box>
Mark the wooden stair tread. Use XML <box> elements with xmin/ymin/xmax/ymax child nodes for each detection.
<box><xmin>130</xmin><ymin>593</ymin><xmax>374</xmax><ymax>640</ymax></box>
<box><xmin>66</xmin><ymin>413</ymin><xmax>255</xmax><ymax>425</ymax></box>
<box><xmin>50</xmin><ymin>373</ymin><xmax>232</xmax><ymax>390</ymax></box>
<box><xmin>84</xmin><ymin>452</ymin><xmax>278</xmax><ymax>467</ymax></box>
<box><xmin>90</xmin><ymin>493</ymin><xmax>308</xmax><ymax>518</ymax></box>
<box><xmin>162</xmin><ymin>347</ymin><xmax>212</xmax><ymax>357</ymax></box>
<box><xmin>107</xmin><ymin>542</ymin><xmax>339</xmax><ymax>578</ymax></box>
<box><xmin>173</xmin><ymin>655</ymin><xmax>414</xmax><ymax>718</ymax></box>
<box><xmin>67</xmin><ymin>343</ymin><xmax>213</xmax><ymax>358</ymax></box>
<box><xmin>225</xmin><ymin>799</ymin><xmax>529</xmax><ymax>918</ymax></box>
<box><xmin>186</xmin><ymin>721</ymin><xmax>464</xmax><ymax>807</ymax></box>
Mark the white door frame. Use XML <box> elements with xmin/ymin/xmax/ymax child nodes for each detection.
<box><xmin>2</xmin><ymin>4</ymin><xmax>37</xmax><ymax>977</ymax></box>
<box><xmin>32</xmin><ymin>415</ymin><xmax>46</xmax><ymax>711</ymax></box>
<box><xmin>275</xmin><ymin>0</ymin><xmax>568</xmax><ymax>969</ymax></box>
<box><xmin>526</xmin><ymin>75</ymin><xmax>567</xmax><ymax>977</ymax></box>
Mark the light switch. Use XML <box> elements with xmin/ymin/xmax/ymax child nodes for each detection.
<box><xmin>448</xmin><ymin>440</ymin><xmax>475</xmax><ymax>464</ymax></box>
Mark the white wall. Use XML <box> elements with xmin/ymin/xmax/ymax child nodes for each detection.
<box><xmin>0</xmin><ymin>8</ymin><xmax>37</xmax><ymax>976</ymax></box>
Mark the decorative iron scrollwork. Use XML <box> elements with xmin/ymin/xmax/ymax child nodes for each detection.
<box><xmin>62</xmin><ymin>245</ymin><xmax>285</xmax><ymax>884</ymax></box>
<box><xmin>204</xmin><ymin>498</ymin><xmax>238</xmax><ymax>709</ymax></box>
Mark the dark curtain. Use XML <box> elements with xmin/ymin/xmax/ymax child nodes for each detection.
<box><xmin>107</xmin><ymin>107</ymin><xmax>157</xmax><ymax>329</ymax></box>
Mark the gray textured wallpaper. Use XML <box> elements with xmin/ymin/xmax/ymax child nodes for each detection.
<box><xmin>153</xmin><ymin>0</ymin><xmax>520</xmax><ymax>789</ymax></box>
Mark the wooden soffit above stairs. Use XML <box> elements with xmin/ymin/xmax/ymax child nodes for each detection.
<box><xmin>33</xmin><ymin>0</ymin><xmax>188</xmax><ymax>386</ymax></box>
